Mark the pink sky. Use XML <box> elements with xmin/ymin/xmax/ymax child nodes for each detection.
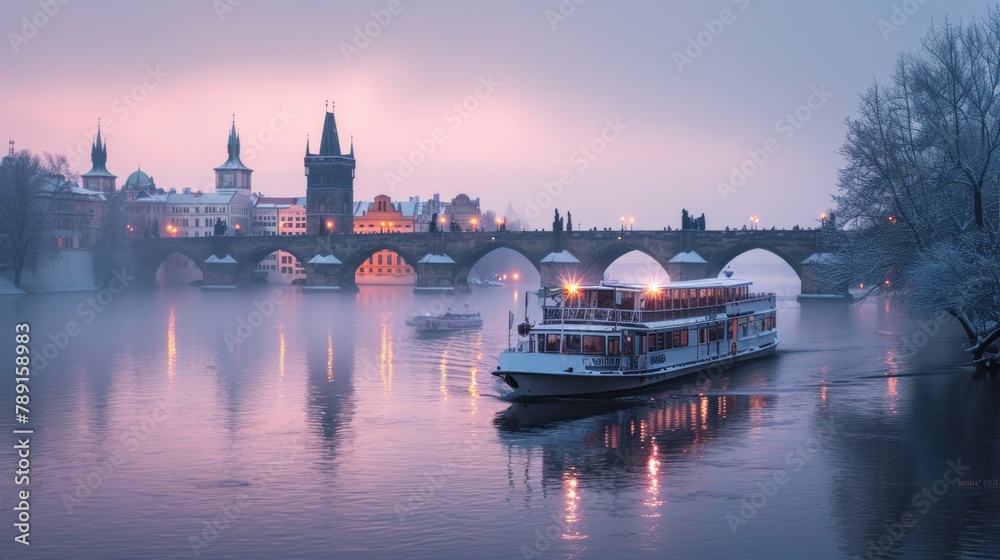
<box><xmin>2</xmin><ymin>0</ymin><xmax>989</xmax><ymax>230</ymax></box>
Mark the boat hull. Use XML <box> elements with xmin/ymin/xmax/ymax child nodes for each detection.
<box><xmin>406</xmin><ymin>316</ymin><xmax>483</xmax><ymax>331</ymax></box>
<box><xmin>493</xmin><ymin>341</ymin><xmax>778</xmax><ymax>399</ymax></box>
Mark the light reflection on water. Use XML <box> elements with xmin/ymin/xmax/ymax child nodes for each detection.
<box><xmin>0</xmin><ymin>282</ymin><xmax>999</xmax><ymax>559</ymax></box>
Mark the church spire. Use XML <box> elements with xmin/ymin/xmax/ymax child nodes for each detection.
<box><xmin>349</xmin><ymin>134</ymin><xmax>354</xmax><ymax>158</ymax></box>
<box><xmin>227</xmin><ymin>115</ymin><xmax>241</xmax><ymax>163</ymax></box>
<box><xmin>318</xmin><ymin>101</ymin><xmax>343</xmax><ymax>157</ymax></box>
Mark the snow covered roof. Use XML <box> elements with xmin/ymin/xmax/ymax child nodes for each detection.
<box><xmin>204</xmin><ymin>254</ymin><xmax>237</xmax><ymax>264</ymax></box>
<box><xmin>166</xmin><ymin>191</ymin><xmax>235</xmax><ymax>204</ymax></box>
<box><xmin>417</xmin><ymin>253</ymin><xmax>456</xmax><ymax>264</ymax></box>
<box><xmin>668</xmin><ymin>251</ymin><xmax>707</xmax><ymax>264</ymax></box>
<box><xmin>307</xmin><ymin>254</ymin><xmax>342</xmax><ymax>265</ymax></box>
<box><xmin>540</xmin><ymin>250</ymin><xmax>580</xmax><ymax>263</ymax></box>
<box><xmin>801</xmin><ymin>253</ymin><xmax>836</xmax><ymax>265</ymax></box>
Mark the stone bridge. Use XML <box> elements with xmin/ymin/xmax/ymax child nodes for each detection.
<box><xmin>132</xmin><ymin>229</ymin><xmax>837</xmax><ymax>294</ymax></box>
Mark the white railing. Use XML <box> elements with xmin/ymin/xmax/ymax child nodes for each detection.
<box><xmin>541</xmin><ymin>294</ymin><xmax>775</xmax><ymax>325</ymax></box>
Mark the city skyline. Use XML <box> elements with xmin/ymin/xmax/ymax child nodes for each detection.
<box><xmin>2</xmin><ymin>0</ymin><xmax>990</xmax><ymax>230</ymax></box>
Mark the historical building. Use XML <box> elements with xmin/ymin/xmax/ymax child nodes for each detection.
<box><xmin>253</xmin><ymin>197</ymin><xmax>307</xmax><ymax>283</ymax></box>
<box><xmin>80</xmin><ymin>122</ymin><xmax>116</xmax><ymax>195</ymax></box>
<box><xmin>305</xmin><ymin>104</ymin><xmax>355</xmax><ymax>234</ymax></box>
<box><xmin>448</xmin><ymin>193</ymin><xmax>482</xmax><ymax>231</ymax></box>
<box><xmin>353</xmin><ymin>194</ymin><xmax>415</xmax><ymax>284</ymax></box>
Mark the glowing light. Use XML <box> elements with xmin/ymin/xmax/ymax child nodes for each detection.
<box><xmin>327</xmin><ymin>330</ymin><xmax>334</xmax><ymax>383</ymax></box>
<box><xmin>166</xmin><ymin>307</ymin><xmax>176</xmax><ymax>378</ymax></box>
<box><xmin>379</xmin><ymin>312</ymin><xmax>394</xmax><ymax>395</ymax></box>
<box><xmin>512</xmin><ymin>273</ymin><xmax>519</xmax><ymax>281</ymax></box>
<box><xmin>326</xmin><ymin>219</ymin><xmax>334</xmax><ymax>231</ymax></box>
<box><xmin>278</xmin><ymin>324</ymin><xmax>285</xmax><ymax>378</ymax></box>
<box><xmin>564</xmin><ymin>283</ymin><xmax>580</xmax><ymax>296</ymax></box>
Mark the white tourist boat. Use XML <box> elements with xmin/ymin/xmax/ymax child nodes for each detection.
<box><xmin>493</xmin><ymin>278</ymin><xmax>778</xmax><ymax>398</ymax></box>
<box><xmin>405</xmin><ymin>303</ymin><xmax>483</xmax><ymax>332</ymax></box>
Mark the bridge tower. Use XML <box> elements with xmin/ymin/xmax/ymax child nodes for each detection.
<box><xmin>81</xmin><ymin>120</ymin><xmax>117</xmax><ymax>194</ymax></box>
<box><xmin>214</xmin><ymin>116</ymin><xmax>253</xmax><ymax>195</ymax></box>
<box><xmin>305</xmin><ymin>102</ymin><xmax>355</xmax><ymax>235</ymax></box>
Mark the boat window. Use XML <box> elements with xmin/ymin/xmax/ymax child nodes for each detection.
<box><xmin>597</xmin><ymin>290</ymin><xmax>614</xmax><ymax>308</ymax></box>
<box><xmin>583</xmin><ymin>335</ymin><xmax>605</xmax><ymax>354</ymax></box>
<box><xmin>608</xmin><ymin>337</ymin><xmax>620</xmax><ymax>355</ymax></box>
<box><xmin>699</xmin><ymin>327</ymin><xmax>707</xmax><ymax>345</ymax></box>
<box><xmin>673</xmin><ymin>330</ymin><xmax>689</xmax><ymax>347</ymax></box>
<box><xmin>648</xmin><ymin>331</ymin><xmax>674</xmax><ymax>352</ymax></box>
<box><xmin>565</xmin><ymin>334</ymin><xmax>582</xmax><ymax>353</ymax></box>
<box><xmin>545</xmin><ymin>334</ymin><xmax>561</xmax><ymax>353</ymax></box>
<box><xmin>619</xmin><ymin>291</ymin><xmax>636</xmax><ymax>310</ymax></box>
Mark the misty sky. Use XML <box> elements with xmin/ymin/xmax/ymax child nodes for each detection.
<box><xmin>1</xmin><ymin>0</ymin><xmax>991</xmax><ymax>230</ymax></box>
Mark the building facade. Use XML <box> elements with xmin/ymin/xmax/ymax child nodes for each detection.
<box><xmin>353</xmin><ymin>194</ymin><xmax>415</xmax><ymax>284</ymax></box>
<box><xmin>253</xmin><ymin>197</ymin><xmax>307</xmax><ymax>284</ymax></box>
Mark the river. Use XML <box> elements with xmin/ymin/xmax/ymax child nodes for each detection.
<box><xmin>1</xmin><ymin>272</ymin><xmax>999</xmax><ymax>559</ymax></box>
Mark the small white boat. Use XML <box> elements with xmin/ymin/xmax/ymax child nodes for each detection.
<box><xmin>494</xmin><ymin>278</ymin><xmax>779</xmax><ymax>398</ymax></box>
<box><xmin>405</xmin><ymin>303</ymin><xmax>483</xmax><ymax>332</ymax></box>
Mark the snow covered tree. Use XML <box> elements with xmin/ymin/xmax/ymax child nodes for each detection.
<box><xmin>0</xmin><ymin>151</ymin><xmax>57</xmax><ymax>287</ymax></box>
<box><xmin>825</xmin><ymin>9</ymin><xmax>1000</xmax><ymax>360</ymax></box>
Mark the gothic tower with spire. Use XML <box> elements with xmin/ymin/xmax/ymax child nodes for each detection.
<box><xmin>81</xmin><ymin>121</ymin><xmax>117</xmax><ymax>194</ymax></box>
<box><xmin>305</xmin><ymin>103</ymin><xmax>355</xmax><ymax>234</ymax></box>
<box><xmin>214</xmin><ymin>116</ymin><xmax>253</xmax><ymax>194</ymax></box>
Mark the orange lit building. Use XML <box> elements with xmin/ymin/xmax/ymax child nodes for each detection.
<box><xmin>353</xmin><ymin>194</ymin><xmax>415</xmax><ymax>284</ymax></box>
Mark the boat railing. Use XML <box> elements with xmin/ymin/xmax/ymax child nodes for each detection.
<box><xmin>725</xmin><ymin>293</ymin><xmax>776</xmax><ymax>314</ymax></box>
<box><xmin>540</xmin><ymin>293</ymin><xmax>776</xmax><ymax>325</ymax></box>
<box><xmin>541</xmin><ymin>304</ymin><xmax>727</xmax><ymax>325</ymax></box>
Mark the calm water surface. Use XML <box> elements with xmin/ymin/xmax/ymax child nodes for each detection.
<box><xmin>2</xmin><ymin>277</ymin><xmax>1000</xmax><ymax>559</ymax></box>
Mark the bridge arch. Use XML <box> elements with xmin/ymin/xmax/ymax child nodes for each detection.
<box><xmin>454</xmin><ymin>243</ymin><xmax>544</xmax><ymax>287</ymax></box>
<box><xmin>706</xmin><ymin>245</ymin><xmax>804</xmax><ymax>281</ymax></box>
<box><xmin>584</xmin><ymin>243</ymin><xmax>668</xmax><ymax>283</ymax></box>
<box><xmin>708</xmin><ymin>247</ymin><xmax>805</xmax><ymax>295</ymax></box>
<box><xmin>239</xmin><ymin>245</ymin><xmax>313</xmax><ymax>284</ymax></box>
<box><xmin>153</xmin><ymin>251</ymin><xmax>205</xmax><ymax>285</ymax></box>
